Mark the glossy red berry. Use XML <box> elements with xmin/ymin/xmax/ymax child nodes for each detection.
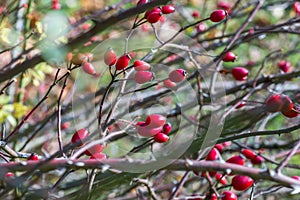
<box><xmin>250</xmin><ymin>155</ymin><xmax>264</xmax><ymax>165</ymax></box>
<box><xmin>146</xmin><ymin>9</ymin><xmax>162</xmax><ymax>23</ymax></box>
<box><xmin>168</xmin><ymin>69</ymin><xmax>186</xmax><ymax>83</ymax></box>
<box><xmin>265</xmin><ymin>94</ymin><xmax>283</xmax><ymax>112</ymax></box>
<box><xmin>52</xmin><ymin>2</ymin><xmax>61</xmax><ymax>10</ymax></box>
<box><xmin>226</xmin><ymin>155</ymin><xmax>245</xmax><ymax>166</ymax></box>
<box><xmin>281</xmin><ymin>96</ymin><xmax>299</xmax><ymax>118</ymax></box>
<box><xmin>206</xmin><ymin>148</ymin><xmax>219</xmax><ymax>161</ymax></box>
<box><xmin>134</xmin><ymin>71</ymin><xmax>153</xmax><ymax>84</ymax></box>
<box><xmin>136</xmin><ymin>125</ymin><xmax>162</xmax><ymax>137</ymax></box>
<box><xmin>222</xmin><ymin>52</ymin><xmax>237</xmax><ymax>62</ymax></box>
<box><xmin>82</xmin><ymin>62</ymin><xmax>96</xmax><ymax>75</ymax></box>
<box><xmin>90</xmin><ymin>153</ymin><xmax>106</xmax><ymax>159</ymax></box>
<box><xmin>154</xmin><ymin>132</ymin><xmax>169</xmax><ymax>143</ymax></box>
<box><xmin>5</xmin><ymin>172</ymin><xmax>14</xmax><ymax>177</ymax></box>
<box><xmin>163</xmin><ymin>79</ymin><xmax>177</xmax><ymax>88</ymax></box>
<box><xmin>278</xmin><ymin>60</ymin><xmax>291</xmax><ymax>73</ymax></box>
<box><xmin>27</xmin><ymin>153</ymin><xmax>39</xmax><ymax>161</ymax></box>
<box><xmin>137</xmin><ymin>0</ymin><xmax>148</xmax><ymax>6</ymax></box>
<box><xmin>293</xmin><ymin>2</ymin><xmax>300</xmax><ymax>14</ymax></box>
<box><xmin>145</xmin><ymin>114</ymin><xmax>166</xmax><ymax>128</ymax></box>
<box><xmin>292</xmin><ymin>176</ymin><xmax>300</xmax><ymax>181</ymax></box>
<box><xmin>217</xmin><ymin>2</ymin><xmax>232</xmax><ymax>13</ymax></box>
<box><xmin>71</xmin><ymin>128</ymin><xmax>89</xmax><ymax>147</ymax></box>
<box><xmin>61</xmin><ymin>122</ymin><xmax>71</xmax><ymax>130</ymax></box>
<box><xmin>216</xmin><ymin>173</ymin><xmax>228</xmax><ymax>185</ymax></box>
<box><xmin>210</xmin><ymin>10</ymin><xmax>227</xmax><ymax>22</ymax></box>
<box><xmin>232</xmin><ymin>175</ymin><xmax>254</xmax><ymax>191</ymax></box>
<box><xmin>209</xmin><ymin>193</ymin><xmax>217</xmax><ymax>200</ymax></box>
<box><xmin>214</xmin><ymin>144</ymin><xmax>224</xmax><ymax>152</ymax></box>
<box><xmin>104</xmin><ymin>48</ymin><xmax>117</xmax><ymax>66</ymax></box>
<box><xmin>231</xmin><ymin>67</ymin><xmax>248</xmax><ymax>81</ymax></box>
<box><xmin>115</xmin><ymin>54</ymin><xmax>131</xmax><ymax>70</ymax></box>
<box><xmin>192</xmin><ymin>11</ymin><xmax>200</xmax><ymax>18</ymax></box>
<box><xmin>234</xmin><ymin>101</ymin><xmax>246</xmax><ymax>109</ymax></box>
<box><xmin>162</xmin><ymin>123</ymin><xmax>172</xmax><ymax>134</ymax></box>
<box><xmin>241</xmin><ymin>149</ymin><xmax>256</xmax><ymax>160</ymax></box>
<box><xmin>134</xmin><ymin>60</ymin><xmax>151</xmax><ymax>71</ymax></box>
<box><xmin>161</xmin><ymin>5</ymin><xmax>175</xmax><ymax>14</ymax></box>
<box><xmin>221</xmin><ymin>191</ymin><xmax>237</xmax><ymax>200</ymax></box>
<box><xmin>84</xmin><ymin>144</ymin><xmax>106</xmax><ymax>156</ymax></box>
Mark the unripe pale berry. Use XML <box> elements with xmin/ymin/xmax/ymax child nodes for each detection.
<box><xmin>221</xmin><ymin>191</ymin><xmax>237</xmax><ymax>200</ymax></box>
<box><xmin>196</xmin><ymin>23</ymin><xmax>207</xmax><ymax>32</ymax></box>
<box><xmin>134</xmin><ymin>60</ymin><xmax>151</xmax><ymax>71</ymax></box>
<box><xmin>162</xmin><ymin>123</ymin><xmax>172</xmax><ymax>134</ymax></box>
<box><xmin>161</xmin><ymin>5</ymin><xmax>175</xmax><ymax>14</ymax></box>
<box><xmin>210</xmin><ymin>10</ymin><xmax>227</xmax><ymax>22</ymax></box>
<box><xmin>206</xmin><ymin>148</ymin><xmax>219</xmax><ymax>161</ymax></box>
<box><xmin>226</xmin><ymin>155</ymin><xmax>245</xmax><ymax>166</ymax></box>
<box><xmin>84</xmin><ymin>144</ymin><xmax>106</xmax><ymax>156</ymax></box>
<box><xmin>27</xmin><ymin>153</ymin><xmax>39</xmax><ymax>161</ymax></box>
<box><xmin>71</xmin><ymin>128</ymin><xmax>89</xmax><ymax>147</ymax></box>
<box><xmin>222</xmin><ymin>52</ymin><xmax>237</xmax><ymax>62</ymax></box>
<box><xmin>134</xmin><ymin>71</ymin><xmax>153</xmax><ymax>84</ymax></box>
<box><xmin>231</xmin><ymin>67</ymin><xmax>248</xmax><ymax>81</ymax></box>
<box><xmin>115</xmin><ymin>54</ymin><xmax>131</xmax><ymax>70</ymax></box>
<box><xmin>154</xmin><ymin>132</ymin><xmax>169</xmax><ymax>143</ymax></box>
<box><xmin>163</xmin><ymin>79</ymin><xmax>177</xmax><ymax>88</ymax></box>
<box><xmin>232</xmin><ymin>175</ymin><xmax>254</xmax><ymax>191</ymax></box>
<box><xmin>82</xmin><ymin>62</ymin><xmax>96</xmax><ymax>75</ymax></box>
<box><xmin>241</xmin><ymin>149</ymin><xmax>256</xmax><ymax>160</ymax></box>
<box><xmin>278</xmin><ymin>60</ymin><xmax>291</xmax><ymax>73</ymax></box>
<box><xmin>104</xmin><ymin>48</ymin><xmax>117</xmax><ymax>66</ymax></box>
<box><xmin>168</xmin><ymin>69</ymin><xmax>186</xmax><ymax>83</ymax></box>
<box><xmin>265</xmin><ymin>94</ymin><xmax>283</xmax><ymax>112</ymax></box>
<box><xmin>145</xmin><ymin>114</ymin><xmax>166</xmax><ymax>128</ymax></box>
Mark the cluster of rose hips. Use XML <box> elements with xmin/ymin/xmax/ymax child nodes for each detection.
<box><xmin>71</xmin><ymin>128</ymin><xmax>106</xmax><ymax>159</ymax></box>
<box><xmin>52</xmin><ymin>0</ymin><xmax>61</xmax><ymax>10</ymax></box>
<box><xmin>196</xmin><ymin>143</ymin><xmax>264</xmax><ymax>200</ymax></box>
<box><xmin>135</xmin><ymin>114</ymin><xmax>172</xmax><ymax>143</ymax></box>
<box><xmin>265</xmin><ymin>94</ymin><xmax>299</xmax><ymax>118</ymax></box>
<box><xmin>104</xmin><ymin>47</ymin><xmax>187</xmax><ymax>86</ymax></box>
<box><xmin>137</xmin><ymin>0</ymin><xmax>175</xmax><ymax>24</ymax></box>
<box><xmin>220</xmin><ymin>51</ymin><xmax>249</xmax><ymax>81</ymax></box>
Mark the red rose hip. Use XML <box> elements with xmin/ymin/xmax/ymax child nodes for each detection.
<box><xmin>145</xmin><ymin>114</ymin><xmax>166</xmax><ymax>128</ymax></box>
<box><xmin>232</xmin><ymin>175</ymin><xmax>254</xmax><ymax>191</ymax></box>
<box><xmin>115</xmin><ymin>54</ymin><xmax>131</xmax><ymax>70</ymax></box>
<box><xmin>161</xmin><ymin>5</ymin><xmax>175</xmax><ymax>14</ymax></box>
<box><xmin>210</xmin><ymin>10</ymin><xmax>227</xmax><ymax>22</ymax></box>
<box><xmin>168</xmin><ymin>69</ymin><xmax>186</xmax><ymax>83</ymax></box>
<box><xmin>231</xmin><ymin>67</ymin><xmax>248</xmax><ymax>81</ymax></box>
<box><xmin>222</xmin><ymin>52</ymin><xmax>237</xmax><ymax>62</ymax></box>
<box><xmin>221</xmin><ymin>191</ymin><xmax>237</xmax><ymax>200</ymax></box>
<box><xmin>104</xmin><ymin>48</ymin><xmax>117</xmax><ymax>66</ymax></box>
<box><xmin>154</xmin><ymin>132</ymin><xmax>169</xmax><ymax>143</ymax></box>
<box><xmin>265</xmin><ymin>94</ymin><xmax>283</xmax><ymax>112</ymax></box>
<box><xmin>134</xmin><ymin>71</ymin><xmax>153</xmax><ymax>84</ymax></box>
<box><xmin>71</xmin><ymin>128</ymin><xmax>89</xmax><ymax>146</ymax></box>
